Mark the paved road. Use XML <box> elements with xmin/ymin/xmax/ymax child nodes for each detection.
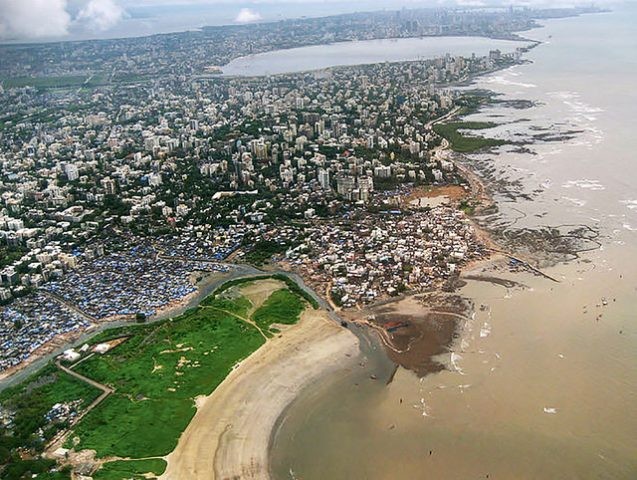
<box><xmin>0</xmin><ymin>264</ymin><xmax>370</xmax><ymax>392</ymax></box>
<box><xmin>42</xmin><ymin>291</ymin><xmax>98</xmax><ymax>324</ymax></box>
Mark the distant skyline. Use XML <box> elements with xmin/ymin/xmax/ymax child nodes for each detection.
<box><xmin>0</xmin><ymin>0</ymin><xmax>627</xmax><ymax>42</ymax></box>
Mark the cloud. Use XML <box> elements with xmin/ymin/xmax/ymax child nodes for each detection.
<box><xmin>0</xmin><ymin>0</ymin><xmax>71</xmax><ymax>39</ymax></box>
<box><xmin>76</xmin><ymin>0</ymin><xmax>125</xmax><ymax>31</ymax></box>
<box><xmin>0</xmin><ymin>0</ymin><xmax>126</xmax><ymax>39</ymax></box>
<box><xmin>235</xmin><ymin>8</ymin><xmax>262</xmax><ymax>23</ymax></box>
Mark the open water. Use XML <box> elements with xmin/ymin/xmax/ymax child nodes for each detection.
<box><xmin>270</xmin><ymin>6</ymin><xmax>637</xmax><ymax>479</ymax></box>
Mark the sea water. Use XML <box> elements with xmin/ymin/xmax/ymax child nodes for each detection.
<box><xmin>270</xmin><ymin>6</ymin><xmax>637</xmax><ymax>479</ymax></box>
<box><xmin>221</xmin><ymin>36</ymin><xmax>526</xmax><ymax>76</ymax></box>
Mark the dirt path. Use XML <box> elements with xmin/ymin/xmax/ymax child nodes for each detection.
<box><xmin>46</xmin><ymin>360</ymin><xmax>113</xmax><ymax>453</ymax></box>
<box><xmin>203</xmin><ymin>306</ymin><xmax>269</xmax><ymax>340</ymax></box>
<box><xmin>203</xmin><ymin>278</ymin><xmax>288</xmax><ymax>340</ymax></box>
<box><xmin>161</xmin><ymin>309</ymin><xmax>359</xmax><ymax>480</ymax></box>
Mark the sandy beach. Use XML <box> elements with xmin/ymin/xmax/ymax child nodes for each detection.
<box><xmin>161</xmin><ymin>305</ymin><xmax>359</xmax><ymax>480</ymax></box>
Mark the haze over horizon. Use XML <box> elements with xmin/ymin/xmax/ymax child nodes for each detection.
<box><xmin>0</xmin><ymin>0</ymin><xmax>627</xmax><ymax>43</ymax></box>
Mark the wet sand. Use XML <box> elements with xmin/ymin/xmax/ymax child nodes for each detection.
<box><xmin>365</xmin><ymin>294</ymin><xmax>472</xmax><ymax>377</ymax></box>
<box><xmin>161</xmin><ymin>307</ymin><xmax>359</xmax><ymax>480</ymax></box>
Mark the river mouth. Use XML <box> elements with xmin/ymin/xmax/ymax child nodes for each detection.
<box><xmin>364</xmin><ymin>294</ymin><xmax>472</xmax><ymax>378</ymax></box>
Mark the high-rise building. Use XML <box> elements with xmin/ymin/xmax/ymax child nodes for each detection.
<box><xmin>357</xmin><ymin>175</ymin><xmax>374</xmax><ymax>193</ymax></box>
<box><xmin>318</xmin><ymin>168</ymin><xmax>330</xmax><ymax>190</ymax></box>
<box><xmin>101</xmin><ymin>177</ymin><xmax>117</xmax><ymax>195</ymax></box>
<box><xmin>148</xmin><ymin>172</ymin><xmax>163</xmax><ymax>187</ymax></box>
<box><xmin>65</xmin><ymin>164</ymin><xmax>79</xmax><ymax>181</ymax></box>
<box><xmin>374</xmin><ymin>165</ymin><xmax>392</xmax><ymax>178</ymax></box>
<box><xmin>336</xmin><ymin>174</ymin><xmax>356</xmax><ymax>199</ymax></box>
<box><xmin>251</xmin><ymin>139</ymin><xmax>268</xmax><ymax>160</ymax></box>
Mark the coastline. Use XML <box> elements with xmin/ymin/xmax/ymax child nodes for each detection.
<box><xmin>161</xmin><ymin>307</ymin><xmax>359</xmax><ymax>480</ymax></box>
<box><xmin>2</xmin><ymin>48</ymin><xmax>538</xmax><ymax>479</ymax></box>
<box><xmin>2</xmin><ymin>6</ymin><xmax>632</xmax><ymax>479</ymax></box>
<box><xmin>0</xmin><ymin>49</ymin><xmax>520</xmax><ymax>388</ymax></box>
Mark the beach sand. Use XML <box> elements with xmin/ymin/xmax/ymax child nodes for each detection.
<box><xmin>239</xmin><ymin>278</ymin><xmax>287</xmax><ymax>313</ymax></box>
<box><xmin>161</xmin><ymin>307</ymin><xmax>359</xmax><ymax>480</ymax></box>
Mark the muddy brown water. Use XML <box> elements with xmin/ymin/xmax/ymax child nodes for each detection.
<box><xmin>269</xmin><ymin>8</ymin><xmax>637</xmax><ymax>480</ymax></box>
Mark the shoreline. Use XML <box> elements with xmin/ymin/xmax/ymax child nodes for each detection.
<box><xmin>2</xmin><ymin>45</ymin><xmax>542</xmax><ymax>480</ymax></box>
<box><xmin>161</xmin><ymin>307</ymin><xmax>359</xmax><ymax>480</ymax></box>
<box><xmin>0</xmin><ymin>48</ymin><xmax>522</xmax><ymax>388</ymax></box>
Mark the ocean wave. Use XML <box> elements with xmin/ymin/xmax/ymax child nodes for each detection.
<box><xmin>570</xmin><ymin>139</ymin><xmax>594</xmax><ymax>148</ymax></box>
<box><xmin>545</xmin><ymin>148</ymin><xmax>563</xmax><ymax>156</ymax></box>
<box><xmin>561</xmin><ymin>196</ymin><xmax>587</xmax><ymax>207</ymax></box>
<box><xmin>562</xmin><ymin>179</ymin><xmax>605</xmax><ymax>191</ymax></box>
<box><xmin>419</xmin><ymin>398</ymin><xmax>430</xmax><ymax>417</ymax></box>
<box><xmin>485</xmin><ymin>75</ymin><xmax>537</xmax><ymax>89</ymax></box>
<box><xmin>548</xmin><ymin>90</ymin><xmax>579</xmax><ymax>100</ymax></box>
<box><xmin>548</xmin><ymin>92</ymin><xmax>604</xmax><ymax>138</ymax></box>
<box><xmin>621</xmin><ymin>200</ymin><xmax>637</xmax><ymax>210</ymax></box>
<box><xmin>583</xmin><ymin>126</ymin><xmax>605</xmax><ymax>146</ymax></box>
<box><xmin>563</xmin><ymin>99</ymin><xmax>603</xmax><ymax>116</ymax></box>
<box><xmin>479</xmin><ymin>322</ymin><xmax>492</xmax><ymax>338</ymax></box>
<box><xmin>450</xmin><ymin>352</ymin><xmax>465</xmax><ymax>375</ymax></box>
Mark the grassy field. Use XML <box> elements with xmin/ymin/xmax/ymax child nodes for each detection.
<box><xmin>68</xmin><ymin>305</ymin><xmax>265</xmax><ymax>458</ymax></box>
<box><xmin>433</xmin><ymin>121</ymin><xmax>506</xmax><ymax>153</ymax></box>
<box><xmin>67</xmin><ymin>281</ymin><xmax>309</xmax><ymax>459</ymax></box>
<box><xmin>0</xmin><ymin>365</ymin><xmax>101</xmax><ymax>480</ymax></box>
<box><xmin>200</xmin><ymin>292</ymin><xmax>252</xmax><ymax>316</ymax></box>
<box><xmin>211</xmin><ymin>274</ymin><xmax>320</xmax><ymax>309</ymax></box>
<box><xmin>252</xmin><ymin>289</ymin><xmax>305</xmax><ymax>332</ymax></box>
<box><xmin>0</xmin><ymin>277</ymin><xmax>313</xmax><ymax>479</ymax></box>
<box><xmin>92</xmin><ymin>459</ymin><xmax>166</xmax><ymax>480</ymax></box>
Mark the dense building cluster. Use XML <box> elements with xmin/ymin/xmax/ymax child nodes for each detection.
<box><xmin>286</xmin><ymin>207</ymin><xmax>487</xmax><ymax>307</ymax></box>
<box><xmin>0</xmin><ymin>52</ymin><xmax>518</xmax><ymax>304</ymax></box>
<box><xmin>154</xmin><ymin>225</ymin><xmax>252</xmax><ymax>261</ymax></box>
<box><xmin>0</xmin><ymin>292</ymin><xmax>90</xmax><ymax>371</ymax></box>
<box><xmin>0</xmin><ymin>5</ymin><xmax>600</xmax><ymax>373</ymax></box>
<box><xmin>0</xmin><ymin>49</ymin><xmax>518</xmax><ymax>374</ymax></box>
<box><xmin>43</xmin><ymin>245</ymin><xmax>227</xmax><ymax>319</ymax></box>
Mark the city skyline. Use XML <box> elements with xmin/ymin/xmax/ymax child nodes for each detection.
<box><xmin>0</xmin><ymin>0</ymin><xmax>625</xmax><ymax>42</ymax></box>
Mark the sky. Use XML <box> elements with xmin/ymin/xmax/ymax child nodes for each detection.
<box><xmin>0</xmin><ymin>0</ymin><xmax>626</xmax><ymax>42</ymax></box>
